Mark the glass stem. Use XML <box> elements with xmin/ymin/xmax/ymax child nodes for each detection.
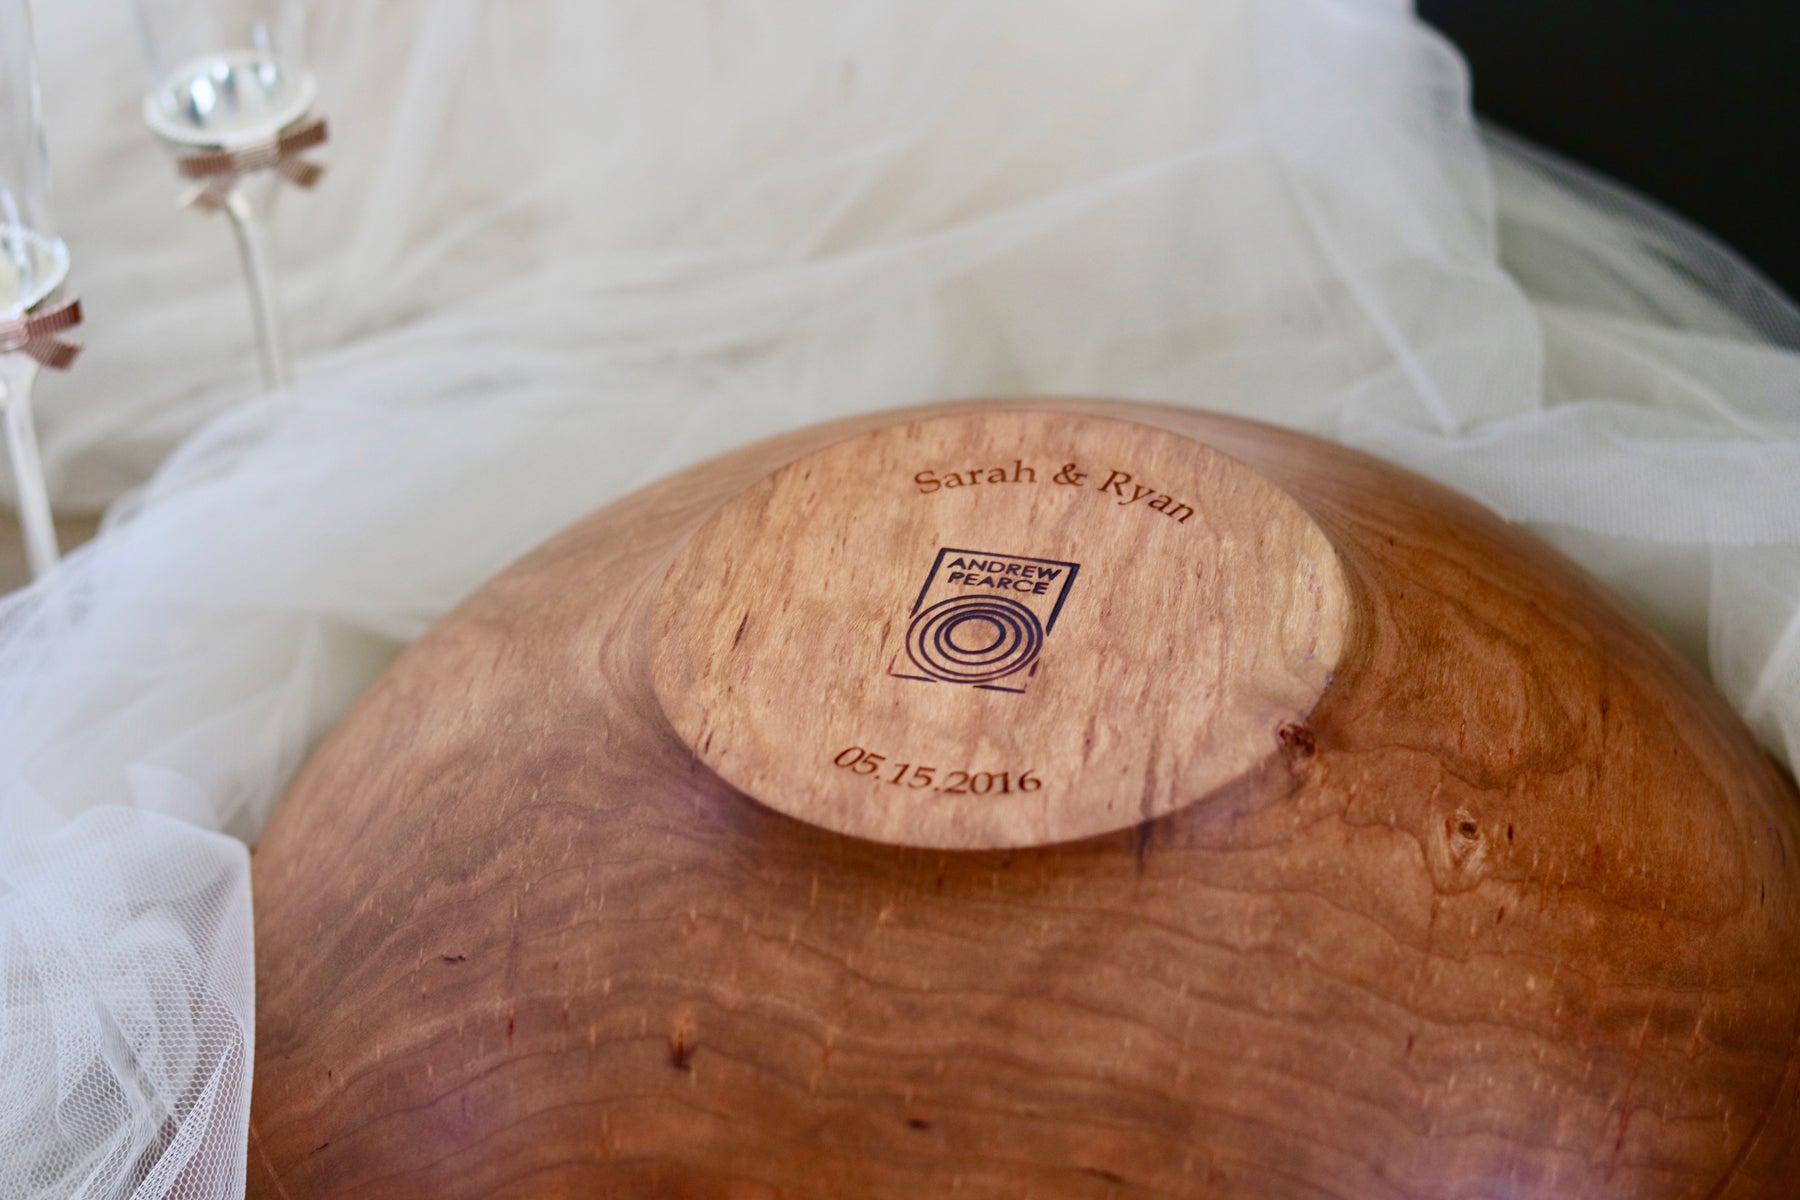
<box><xmin>0</xmin><ymin>350</ymin><xmax>57</xmax><ymax>578</ymax></box>
<box><xmin>222</xmin><ymin>169</ymin><xmax>292</xmax><ymax>391</ymax></box>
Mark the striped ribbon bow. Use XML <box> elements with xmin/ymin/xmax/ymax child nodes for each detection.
<box><xmin>177</xmin><ymin>116</ymin><xmax>329</xmax><ymax>212</ymax></box>
<box><xmin>0</xmin><ymin>297</ymin><xmax>82</xmax><ymax>370</ymax></box>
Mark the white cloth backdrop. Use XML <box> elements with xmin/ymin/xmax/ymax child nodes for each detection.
<box><xmin>3</xmin><ymin>1</ymin><xmax>1797</xmax><ymax>1196</ymax></box>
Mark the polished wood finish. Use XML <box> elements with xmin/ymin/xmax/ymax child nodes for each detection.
<box><xmin>249</xmin><ymin>399</ymin><xmax>1800</xmax><ymax>1199</ymax></box>
<box><xmin>655</xmin><ymin>410</ymin><xmax>1348</xmax><ymax>848</ymax></box>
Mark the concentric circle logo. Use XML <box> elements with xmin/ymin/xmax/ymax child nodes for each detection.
<box><xmin>886</xmin><ymin>548</ymin><xmax>1080</xmax><ymax>694</ymax></box>
<box><xmin>906</xmin><ymin>595</ymin><xmax>1045</xmax><ymax>684</ymax></box>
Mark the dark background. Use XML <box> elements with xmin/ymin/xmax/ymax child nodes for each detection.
<box><xmin>1417</xmin><ymin>0</ymin><xmax>1800</xmax><ymax>303</ymax></box>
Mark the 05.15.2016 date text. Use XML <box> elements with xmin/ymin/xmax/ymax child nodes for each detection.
<box><xmin>830</xmin><ymin>745</ymin><xmax>1040</xmax><ymax>795</ymax></box>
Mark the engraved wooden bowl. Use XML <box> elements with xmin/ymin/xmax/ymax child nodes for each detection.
<box><xmin>249</xmin><ymin>399</ymin><xmax>1800</xmax><ymax>1199</ymax></box>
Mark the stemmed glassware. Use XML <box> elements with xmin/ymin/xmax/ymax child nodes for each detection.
<box><xmin>133</xmin><ymin>0</ymin><xmax>320</xmax><ymax>391</ymax></box>
<box><xmin>0</xmin><ymin>0</ymin><xmax>82</xmax><ymax>579</ymax></box>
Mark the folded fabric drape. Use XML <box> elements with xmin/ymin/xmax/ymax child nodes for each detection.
<box><xmin>3</xmin><ymin>2</ymin><xmax>1796</xmax><ymax>1196</ymax></box>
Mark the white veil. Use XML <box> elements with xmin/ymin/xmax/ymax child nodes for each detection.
<box><xmin>3</xmin><ymin>2</ymin><xmax>1797</xmax><ymax>1196</ymax></box>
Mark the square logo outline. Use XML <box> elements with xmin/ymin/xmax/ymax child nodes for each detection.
<box><xmin>886</xmin><ymin>547</ymin><xmax>1081</xmax><ymax>694</ymax></box>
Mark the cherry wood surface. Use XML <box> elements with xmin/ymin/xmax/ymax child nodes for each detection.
<box><xmin>655</xmin><ymin>410</ymin><xmax>1349</xmax><ymax>849</ymax></box>
<box><xmin>248</xmin><ymin>399</ymin><xmax>1800</xmax><ymax>1199</ymax></box>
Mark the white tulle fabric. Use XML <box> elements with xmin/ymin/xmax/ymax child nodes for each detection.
<box><xmin>3</xmin><ymin>1</ymin><xmax>1797</xmax><ymax>1195</ymax></box>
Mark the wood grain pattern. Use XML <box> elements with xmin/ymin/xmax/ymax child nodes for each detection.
<box><xmin>248</xmin><ymin>398</ymin><xmax>1800</xmax><ymax>1199</ymax></box>
<box><xmin>654</xmin><ymin>410</ymin><xmax>1348</xmax><ymax>847</ymax></box>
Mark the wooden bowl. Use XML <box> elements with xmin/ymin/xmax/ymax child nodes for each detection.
<box><xmin>248</xmin><ymin>399</ymin><xmax>1800</xmax><ymax>1198</ymax></box>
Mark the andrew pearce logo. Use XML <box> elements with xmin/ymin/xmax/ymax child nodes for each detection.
<box><xmin>887</xmin><ymin>548</ymin><xmax>1080</xmax><ymax>694</ymax></box>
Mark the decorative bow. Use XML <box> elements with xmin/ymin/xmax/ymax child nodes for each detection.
<box><xmin>176</xmin><ymin>116</ymin><xmax>330</xmax><ymax>212</ymax></box>
<box><xmin>0</xmin><ymin>297</ymin><xmax>83</xmax><ymax>370</ymax></box>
